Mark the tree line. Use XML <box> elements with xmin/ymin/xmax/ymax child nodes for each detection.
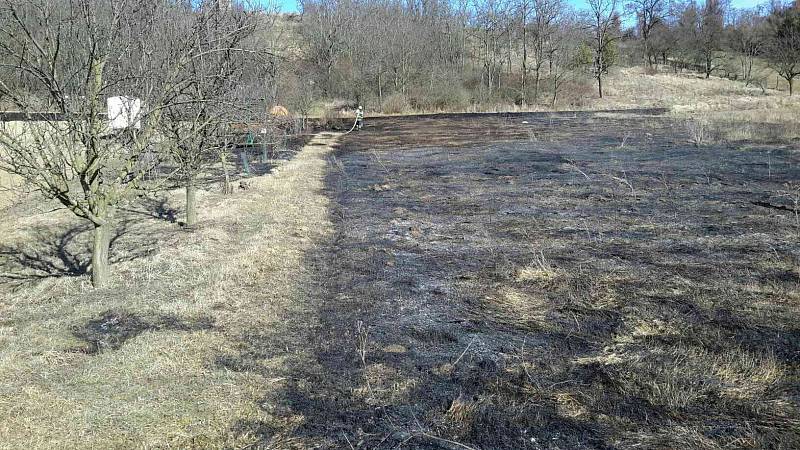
<box><xmin>640</xmin><ymin>0</ymin><xmax>800</xmax><ymax>93</ymax></box>
<box><xmin>290</xmin><ymin>0</ymin><xmax>800</xmax><ymax>109</ymax></box>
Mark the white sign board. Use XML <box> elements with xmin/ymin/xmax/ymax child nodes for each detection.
<box><xmin>107</xmin><ymin>96</ymin><xmax>142</xmax><ymax>130</ymax></box>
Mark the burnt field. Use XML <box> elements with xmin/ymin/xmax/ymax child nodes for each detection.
<box><xmin>266</xmin><ymin>110</ymin><xmax>800</xmax><ymax>448</ymax></box>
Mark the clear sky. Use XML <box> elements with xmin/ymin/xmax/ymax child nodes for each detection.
<box><xmin>270</xmin><ymin>0</ymin><xmax>770</xmax><ymax>14</ymax></box>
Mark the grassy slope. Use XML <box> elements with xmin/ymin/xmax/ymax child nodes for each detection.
<box><xmin>597</xmin><ymin>66</ymin><xmax>800</xmax><ymax>142</ymax></box>
<box><xmin>0</xmin><ymin>133</ymin><xmax>337</xmax><ymax>448</ymax></box>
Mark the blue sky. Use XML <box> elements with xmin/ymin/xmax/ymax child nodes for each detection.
<box><xmin>270</xmin><ymin>0</ymin><xmax>768</xmax><ymax>14</ymax></box>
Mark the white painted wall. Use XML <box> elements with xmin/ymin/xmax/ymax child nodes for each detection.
<box><xmin>107</xmin><ymin>96</ymin><xmax>142</xmax><ymax>130</ymax></box>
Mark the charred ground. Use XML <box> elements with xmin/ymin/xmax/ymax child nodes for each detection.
<box><xmin>250</xmin><ymin>110</ymin><xmax>800</xmax><ymax>448</ymax></box>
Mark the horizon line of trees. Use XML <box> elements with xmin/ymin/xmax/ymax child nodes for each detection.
<box><xmin>284</xmin><ymin>0</ymin><xmax>800</xmax><ymax>111</ymax></box>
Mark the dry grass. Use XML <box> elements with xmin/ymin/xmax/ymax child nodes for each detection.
<box><xmin>601</xmin><ymin>66</ymin><xmax>786</xmax><ymax>111</ymax></box>
<box><xmin>600</xmin><ymin>66</ymin><xmax>800</xmax><ymax>144</ymax></box>
<box><xmin>1</xmin><ymin>69</ymin><xmax>799</xmax><ymax>447</ymax></box>
<box><xmin>0</xmin><ymin>133</ymin><xmax>339</xmax><ymax>448</ymax></box>
<box><xmin>515</xmin><ymin>251</ymin><xmax>563</xmax><ymax>284</ymax></box>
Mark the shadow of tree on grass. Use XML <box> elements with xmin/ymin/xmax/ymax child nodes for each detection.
<box><xmin>71</xmin><ymin>309</ymin><xmax>215</xmax><ymax>355</ymax></box>
<box><xmin>0</xmin><ymin>224</ymin><xmax>92</xmax><ymax>282</ymax></box>
<box><xmin>0</xmin><ymin>219</ymin><xmax>160</xmax><ymax>287</ymax></box>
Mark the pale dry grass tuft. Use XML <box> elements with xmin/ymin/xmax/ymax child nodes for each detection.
<box><xmin>686</xmin><ymin>118</ymin><xmax>710</xmax><ymax>146</ymax></box>
<box><xmin>515</xmin><ymin>251</ymin><xmax>562</xmax><ymax>284</ymax></box>
<box><xmin>483</xmin><ymin>287</ymin><xmax>550</xmax><ymax>331</ymax></box>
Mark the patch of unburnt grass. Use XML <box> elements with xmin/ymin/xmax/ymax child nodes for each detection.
<box><xmin>0</xmin><ymin>132</ymin><xmax>336</xmax><ymax>448</ymax></box>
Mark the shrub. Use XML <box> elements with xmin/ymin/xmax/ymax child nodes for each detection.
<box><xmin>380</xmin><ymin>93</ymin><xmax>411</xmax><ymax>114</ymax></box>
<box><xmin>686</xmin><ymin>118</ymin><xmax>709</xmax><ymax>146</ymax></box>
<box><xmin>318</xmin><ymin>106</ymin><xmax>340</xmax><ymax>128</ymax></box>
<box><xmin>409</xmin><ymin>77</ymin><xmax>472</xmax><ymax>112</ymax></box>
<box><xmin>429</xmin><ymin>86</ymin><xmax>472</xmax><ymax>111</ymax></box>
<box><xmin>558</xmin><ymin>77</ymin><xmax>596</xmax><ymax>107</ymax></box>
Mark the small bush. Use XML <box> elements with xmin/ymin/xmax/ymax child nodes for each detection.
<box><xmin>686</xmin><ymin>118</ymin><xmax>709</xmax><ymax>146</ymax></box>
<box><xmin>380</xmin><ymin>93</ymin><xmax>411</xmax><ymax>114</ymax></box>
<box><xmin>318</xmin><ymin>106</ymin><xmax>340</xmax><ymax>128</ymax></box>
<box><xmin>409</xmin><ymin>77</ymin><xmax>472</xmax><ymax>111</ymax></box>
<box><xmin>560</xmin><ymin>78</ymin><xmax>596</xmax><ymax>107</ymax></box>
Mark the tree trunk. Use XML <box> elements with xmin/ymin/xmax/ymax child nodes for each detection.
<box><xmin>551</xmin><ymin>77</ymin><xmax>558</xmax><ymax>106</ymax></box>
<box><xmin>91</xmin><ymin>221</ymin><xmax>111</xmax><ymax>288</ymax></box>
<box><xmin>378</xmin><ymin>69</ymin><xmax>382</xmax><ymax>105</ymax></box>
<box><xmin>186</xmin><ymin>178</ymin><xmax>197</xmax><ymax>227</ymax></box>
<box><xmin>521</xmin><ymin>11</ymin><xmax>527</xmax><ymax>106</ymax></box>
<box><xmin>220</xmin><ymin>145</ymin><xmax>231</xmax><ymax>195</ymax></box>
<box><xmin>597</xmin><ymin>74</ymin><xmax>603</xmax><ymax>98</ymax></box>
<box><xmin>790</xmin><ymin>78</ymin><xmax>794</xmax><ymax>96</ymax></box>
<box><xmin>521</xmin><ymin>57</ymin><xmax>527</xmax><ymax>105</ymax></box>
<box><xmin>740</xmin><ymin>58</ymin><xmax>746</xmax><ymax>84</ymax></box>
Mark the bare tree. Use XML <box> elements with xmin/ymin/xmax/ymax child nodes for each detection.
<box><xmin>161</xmin><ymin>1</ymin><xmax>264</xmax><ymax>227</ymax></box>
<box><xmin>549</xmin><ymin>11</ymin><xmax>583</xmax><ymax>105</ymax></box>
<box><xmin>766</xmin><ymin>5</ymin><xmax>800</xmax><ymax>95</ymax></box>
<box><xmin>528</xmin><ymin>0</ymin><xmax>562</xmax><ymax>104</ymax></box>
<box><xmin>698</xmin><ymin>0</ymin><xmax>725</xmax><ymax>78</ymax></box>
<box><xmin>728</xmin><ymin>7</ymin><xmax>767</xmax><ymax>86</ymax></box>
<box><xmin>299</xmin><ymin>0</ymin><xmax>354</xmax><ymax>96</ymax></box>
<box><xmin>673</xmin><ymin>0</ymin><xmax>700</xmax><ymax>72</ymax></box>
<box><xmin>626</xmin><ymin>0</ymin><xmax>665</xmax><ymax>66</ymax></box>
<box><xmin>473</xmin><ymin>0</ymin><xmax>513</xmax><ymax>98</ymax></box>
<box><xmin>649</xmin><ymin>21</ymin><xmax>675</xmax><ymax>66</ymax></box>
<box><xmin>299</xmin><ymin>0</ymin><xmax>456</xmax><ymax>107</ymax></box>
<box><xmin>517</xmin><ymin>0</ymin><xmax>532</xmax><ymax>103</ymax></box>
<box><xmin>0</xmin><ymin>0</ymin><xmax>205</xmax><ymax>287</ymax></box>
<box><xmin>587</xmin><ymin>0</ymin><xmax>620</xmax><ymax>98</ymax></box>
